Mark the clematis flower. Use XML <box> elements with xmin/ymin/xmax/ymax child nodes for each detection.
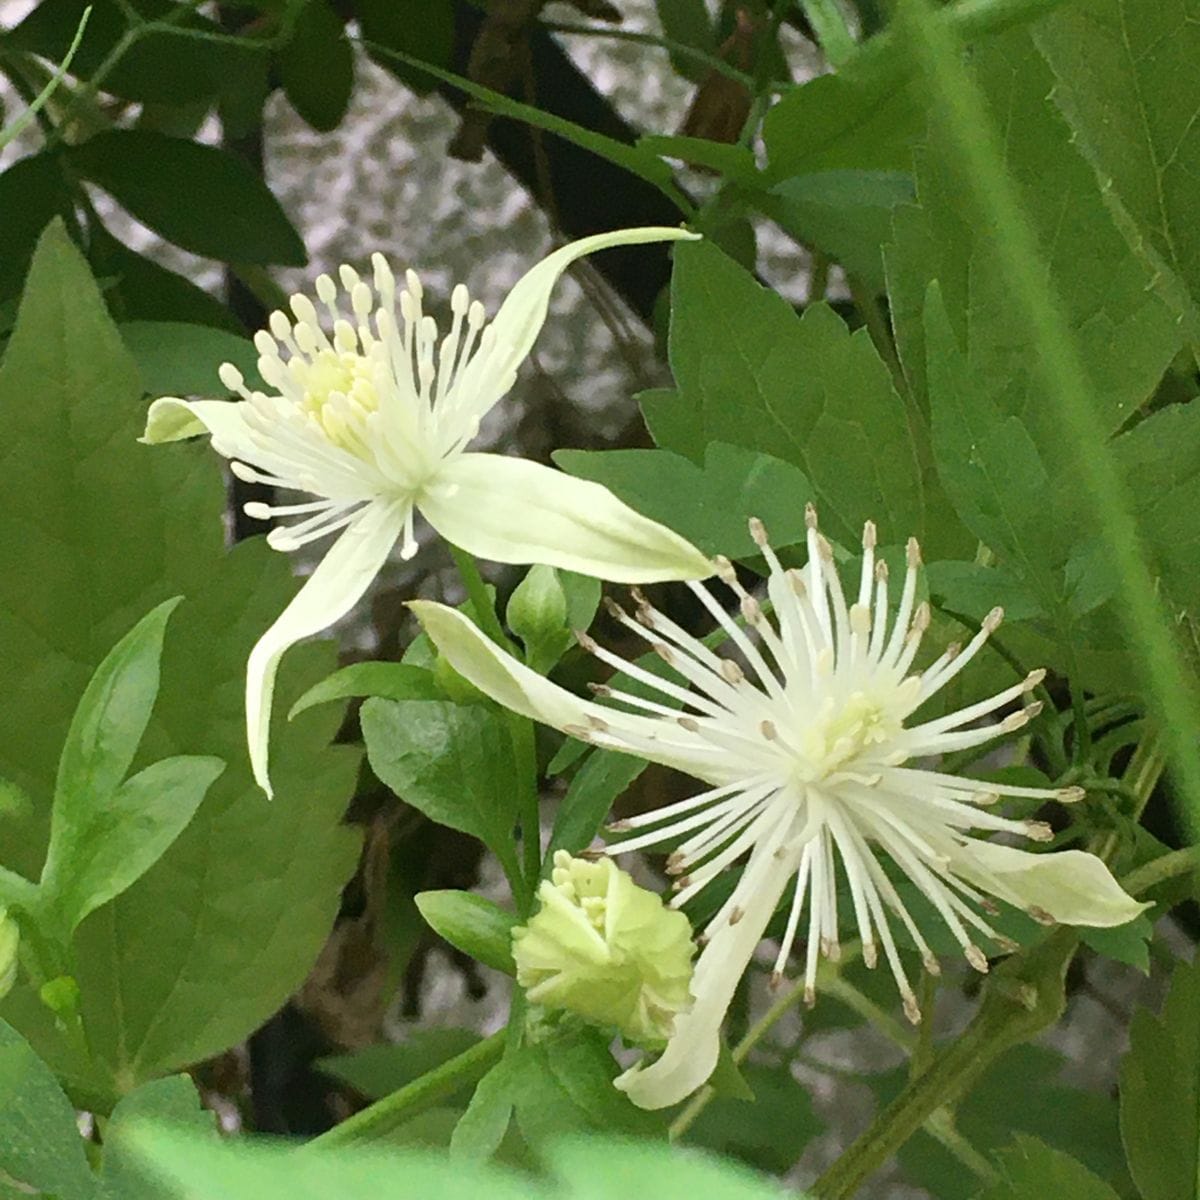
<box><xmin>411</xmin><ymin>509</ymin><xmax>1147</xmax><ymax>1110</ymax></box>
<box><xmin>141</xmin><ymin>229</ymin><xmax>712</xmax><ymax>796</ymax></box>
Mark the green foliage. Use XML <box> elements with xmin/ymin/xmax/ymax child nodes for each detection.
<box><xmin>321</xmin><ymin>1030</ymin><xmax>484</xmax><ymax>1102</ymax></box>
<box><xmin>357</xmin><ymin>0</ymin><xmax>455</xmax><ymax>95</ymax></box>
<box><xmin>415</xmin><ymin>890</ymin><xmax>518</xmax><ymax>975</ymax></box>
<box><xmin>1036</xmin><ymin>0</ymin><xmax>1200</xmax><ymax>335</ymax></box>
<box><xmin>547</xmin><ymin>748</ymin><xmax>646</xmax><ymax>860</ymax></box>
<box><xmin>554</xmin><ymin>443</ymin><xmax>812</xmax><ymax>557</ymax></box>
<box><xmin>654</xmin><ymin>0</ymin><xmax>715</xmax><ymax>83</ymax></box>
<box><xmin>279</xmin><ymin>0</ymin><xmax>355</xmax><ymax>132</ymax></box>
<box><xmin>1120</xmin><ymin>955</ymin><xmax>1200</xmax><ymax>1200</ymax></box>
<box><xmin>119</xmin><ymin>321</ymin><xmax>263</xmax><ymax>397</ymax></box>
<box><xmin>0</xmin><ymin>1018</ymin><xmax>93</xmax><ymax>1200</ymax></box>
<box><xmin>362</xmin><ymin>699</ymin><xmax>523</xmax><ymax>883</ymax></box>
<box><xmin>658</xmin><ymin>239</ymin><xmax>948</xmax><ymax>554</ymax></box>
<box><xmin>0</xmin><ymin>223</ymin><xmax>358</xmax><ymax>1104</ymax></box>
<box><xmin>976</xmin><ymin>1137</ymin><xmax>1121</xmax><ymax>1200</ymax></box>
<box><xmin>68</xmin><ymin>131</ymin><xmax>307</xmax><ymax>266</ymax></box>
<box><xmin>289</xmin><ymin>662</ymin><xmax>443</xmax><ymax>719</ymax></box>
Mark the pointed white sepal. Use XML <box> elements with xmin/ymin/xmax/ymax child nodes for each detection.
<box><xmin>419</xmin><ymin>453</ymin><xmax>713</xmax><ymax>583</ymax></box>
<box><xmin>141</xmin><ymin>396</ymin><xmax>256</xmax><ymax>457</ymax></box>
<box><xmin>248</xmin><ymin>500</ymin><xmax>407</xmax><ymax>796</ymax></box>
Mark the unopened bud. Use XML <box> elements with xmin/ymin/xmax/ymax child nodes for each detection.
<box><xmin>512</xmin><ymin>851</ymin><xmax>695</xmax><ymax>1045</ymax></box>
<box><xmin>507</xmin><ymin>564</ymin><xmax>569</xmax><ymax>650</ymax></box>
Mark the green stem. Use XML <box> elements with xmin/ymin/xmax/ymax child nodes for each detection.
<box><xmin>898</xmin><ymin>0</ymin><xmax>1200</xmax><ymax>838</ymax></box>
<box><xmin>800</xmin><ymin>0</ymin><xmax>857</xmax><ymax>66</ymax></box>
<box><xmin>448</xmin><ymin>544</ymin><xmax>514</xmax><ymax>653</ymax></box>
<box><xmin>1120</xmin><ymin>844</ymin><xmax>1200</xmax><ymax>897</ymax></box>
<box><xmin>304</xmin><ymin>1031</ymin><xmax>505</xmax><ymax>1149</ymax></box>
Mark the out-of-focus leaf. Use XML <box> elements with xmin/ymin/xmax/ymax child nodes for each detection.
<box><xmin>638</xmin><ymin>135</ymin><xmax>756</xmax><ymax>181</ymax></box>
<box><xmin>320</xmin><ymin>1029</ymin><xmax>483</xmax><ymax>1101</ymax></box>
<box><xmin>415</xmin><ymin>890</ymin><xmax>517</xmax><ymax>975</ymax></box>
<box><xmin>0</xmin><ymin>1019</ymin><xmax>93</xmax><ymax>1200</ymax></box>
<box><xmin>362</xmin><ymin>699</ymin><xmax>522</xmax><ymax>881</ymax></box>
<box><xmin>1037</xmin><ymin>0</ymin><xmax>1200</xmax><ymax>335</ymax></box>
<box><xmin>975</xmin><ymin>1138</ymin><xmax>1121</xmax><ymax>1200</ymax></box>
<box><xmin>452</xmin><ymin>1054</ymin><xmax>520</xmax><ymax>1161</ymax></box>
<box><xmin>358</xmin><ymin>0</ymin><xmax>454</xmax><ymax>95</ymax></box>
<box><xmin>0</xmin><ymin>223</ymin><xmax>358</xmax><ymax>1104</ymax></box>
<box><xmin>1080</xmin><ymin>914</ymin><xmax>1154</xmax><ymax>974</ymax></box>
<box><xmin>554</xmin><ymin>442</ymin><xmax>812</xmax><ymax>558</ymax></box>
<box><xmin>120</xmin><ymin>321</ymin><xmax>264</xmax><ymax>397</ymax></box>
<box><xmin>655</xmin><ymin>0</ymin><xmax>715</xmax><ymax>82</ymax></box>
<box><xmin>1120</xmin><ymin>955</ymin><xmax>1200</xmax><ymax>1200</ymax></box>
<box><xmin>289</xmin><ymin>662</ymin><xmax>442</xmax><ymax>719</ymax></box>
<box><xmin>279</xmin><ymin>0</ymin><xmax>354</xmax><ymax>132</ymax></box>
<box><xmin>69</xmin><ymin>131</ymin><xmax>307</xmax><ymax>265</ymax></box>
<box><xmin>0</xmin><ymin>153</ymin><xmax>75</xmax><ymax>300</ymax></box>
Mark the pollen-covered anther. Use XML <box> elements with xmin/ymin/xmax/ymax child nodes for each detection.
<box><xmin>906</xmin><ymin>536</ymin><xmax>922</xmax><ymax>568</ymax></box>
<box><xmin>665</xmin><ymin>851</ymin><xmax>686</xmax><ymax>874</ymax></box>
<box><xmin>803</xmin><ymin>985</ymin><xmax>817</xmax><ymax>1009</ymax></box>
<box><xmin>1028</xmin><ymin>906</ymin><xmax>1056</xmax><ymax>926</ymax></box>
<box><xmin>902</xmin><ymin>994</ymin><xmax>922</xmax><ymax>1024</ymax></box>
<box><xmin>562</xmin><ymin>724</ymin><xmax>594</xmax><ymax>743</ymax></box>
<box><xmin>995</xmin><ymin>935</ymin><xmax>1021</xmax><ymax>954</ymax></box>
<box><xmin>713</xmin><ymin>555</ymin><xmax>738</xmax><ymax>584</ymax></box>
<box><xmin>875</xmin><ymin>559</ymin><xmax>889</xmax><ymax>582</ymax></box>
<box><xmin>787</xmin><ymin>568</ymin><xmax>808</xmax><ymax>597</ymax></box>
<box><xmin>849</xmin><ymin>603</ymin><xmax>871</xmax><ymax>635</ymax></box>
<box><xmin>1056</xmin><ymin>785</ymin><xmax>1086</xmax><ymax>803</ymax></box>
<box><xmin>973</xmin><ymin>791</ymin><xmax>1000</xmax><ymax>807</ymax></box>
<box><xmin>1024</xmin><ymin>668</ymin><xmax>1047</xmax><ymax>691</ymax></box>
<box><xmin>653</xmin><ymin>642</ymin><xmax>676</xmax><ymax>665</ymax></box>
<box><xmin>748</xmin><ymin>516</ymin><xmax>768</xmax><ymax>547</ymax></box>
<box><xmin>574</xmin><ymin>629</ymin><xmax>599</xmax><ymax>654</ymax></box>
<box><xmin>862</xmin><ymin>520</ymin><xmax>877</xmax><ymax>550</ymax></box>
<box><xmin>922</xmin><ymin>953</ymin><xmax>941</xmax><ymax>977</ymax></box>
<box><xmin>607</xmin><ymin>819</ymin><xmax>633</xmax><ymax>833</ymax></box>
<box><xmin>678</xmin><ymin>716</ymin><xmax>701</xmax><ymax>733</ymax></box>
<box><xmin>816</xmin><ymin>534</ymin><xmax>834</xmax><ymax>562</ymax></box>
<box><xmin>805</xmin><ymin>502</ymin><xmax>819</xmax><ymax>530</ymax></box>
<box><xmin>728</xmin><ymin>906</ymin><xmax>745</xmax><ymax>926</ymax></box>
<box><xmin>587</xmin><ymin>682</ymin><xmax>612</xmax><ymax>697</ymax></box>
<box><xmin>910</xmin><ymin>601</ymin><xmax>932</xmax><ymax>636</ymax></box>
<box><xmin>740</xmin><ymin>595</ymin><xmax>763</xmax><ymax>624</ymax></box>
<box><xmin>587</xmin><ymin>714</ymin><xmax>610</xmax><ymax>733</ymax></box>
<box><xmin>983</xmin><ymin>605</ymin><xmax>1005</xmax><ymax>634</ymax></box>
<box><xmin>760</xmin><ymin>719</ymin><xmax>778</xmax><ymax>741</ymax></box>
<box><xmin>965</xmin><ymin>944</ymin><xmax>990</xmax><ymax>973</ymax></box>
<box><xmin>1025</xmin><ymin>820</ymin><xmax>1055</xmax><ymax>843</ymax></box>
<box><xmin>602</xmin><ymin>596</ymin><xmax>627</xmax><ymax>621</ymax></box>
<box><xmin>863</xmin><ymin>942</ymin><xmax>878</xmax><ymax>968</ymax></box>
<box><xmin>978</xmin><ymin>896</ymin><xmax>1000</xmax><ymax>916</ymax></box>
<box><xmin>719</xmin><ymin>659</ymin><xmax>744</xmax><ymax>685</ymax></box>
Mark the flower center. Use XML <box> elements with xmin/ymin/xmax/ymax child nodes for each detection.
<box><xmin>295</xmin><ymin>348</ymin><xmax>382</xmax><ymax>451</ymax></box>
<box><xmin>801</xmin><ymin>691</ymin><xmax>899</xmax><ymax>779</ymax></box>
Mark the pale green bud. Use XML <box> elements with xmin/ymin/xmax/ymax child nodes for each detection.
<box><xmin>0</xmin><ymin>909</ymin><xmax>18</xmax><ymax>1001</ymax></box>
<box><xmin>507</xmin><ymin>565</ymin><xmax>568</xmax><ymax>648</ymax></box>
<box><xmin>513</xmin><ymin>851</ymin><xmax>695</xmax><ymax>1045</ymax></box>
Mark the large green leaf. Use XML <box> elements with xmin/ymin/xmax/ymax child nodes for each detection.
<box><xmin>0</xmin><ymin>152</ymin><xmax>75</xmax><ymax>301</ymax></box>
<box><xmin>976</xmin><ymin>1137</ymin><xmax>1121</xmax><ymax>1200</ymax></box>
<box><xmin>1120</xmin><ymin>955</ymin><xmax>1200</xmax><ymax>1200</ymax></box>
<box><xmin>662</xmin><ymin>240</ymin><xmax>947</xmax><ymax>553</ymax></box>
<box><xmin>885</xmin><ymin>27</ymin><xmax>1180</xmax><ymax>431</ymax></box>
<box><xmin>361</xmin><ymin>699</ymin><xmax>522</xmax><ymax>883</ymax></box>
<box><xmin>1036</xmin><ymin>0</ymin><xmax>1200</xmax><ymax>334</ymax></box>
<box><xmin>0</xmin><ymin>1019</ymin><xmax>93</xmax><ymax>1200</ymax></box>
<box><xmin>415</xmin><ymin>890</ymin><xmax>517</xmax><ymax>975</ymax></box>
<box><xmin>553</xmin><ymin>442</ymin><xmax>813</xmax><ymax>557</ymax></box>
<box><xmin>119</xmin><ymin>321</ymin><xmax>263</xmax><ymax>397</ymax></box>
<box><xmin>278</xmin><ymin>0</ymin><xmax>355</xmax><ymax>132</ymax></box>
<box><xmin>0</xmin><ymin>222</ymin><xmax>358</xmax><ymax>1104</ymax></box>
<box><xmin>68</xmin><ymin>131</ymin><xmax>306</xmax><ymax>266</ymax></box>
<box><xmin>319</xmin><ymin>1029</ymin><xmax>482</xmax><ymax>1101</ymax></box>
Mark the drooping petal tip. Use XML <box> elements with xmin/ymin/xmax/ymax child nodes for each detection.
<box><xmin>140</xmin><ymin>397</ymin><xmax>209</xmax><ymax>444</ymax></box>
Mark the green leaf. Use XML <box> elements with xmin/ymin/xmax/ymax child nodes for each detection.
<box><xmin>0</xmin><ymin>1018</ymin><xmax>93</xmax><ymax>1200</ymax></box>
<box><xmin>120</xmin><ymin>321</ymin><xmax>263</xmax><ymax>397</ymax></box>
<box><xmin>289</xmin><ymin>662</ymin><xmax>442</xmax><ymax>719</ymax></box>
<box><xmin>362</xmin><ymin>699</ymin><xmax>521</xmax><ymax>878</ymax></box>
<box><xmin>320</xmin><ymin>1029</ymin><xmax>483</xmax><ymax>1101</ymax></box>
<box><xmin>763</xmin><ymin>67</ymin><xmax>924</xmax><ymax>180</ymax></box>
<box><xmin>975</xmin><ymin>1137</ymin><xmax>1121</xmax><ymax>1200</ymax></box>
<box><xmin>1120</xmin><ymin>955</ymin><xmax>1200</xmax><ymax>1200</ymax></box>
<box><xmin>547</xmin><ymin>1135</ymin><xmax>794</xmax><ymax>1200</ymax></box>
<box><xmin>43</xmin><ymin>753</ymin><xmax>225</xmax><ymax>938</ymax></box>
<box><xmin>686</xmin><ymin>1063</ymin><xmax>823</xmax><ymax>1174</ymax></box>
<box><xmin>1036</xmin><ymin>1</ymin><xmax>1200</xmax><ymax>333</ymax></box>
<box><xmin>98</xmin><ymin>1075</ymin><xmax>217</xmax><ymax>1200</ymax></box>
<box><xmin>0</xmin><ymin>222</ymin><xmax>358</xmax><ymax>1102</ymax></box>
<box><xmin>638</xmin><ymin>135</ymin><xmax>757</xmax><ymax>181</ymax></box>
<box><xmin>1080</xmin><ymin>914</ymin><xmax>1153</xmax><ymax>974</ymax></box>
<box><xmin>452</xmin><ymin>1055</ymin><xmax>519</xmax><ymax>1161</ymax></box>
<box><xmin>415</xmin><ymin>890</ymin><xmax>517</xmax><ymax>975</ymax></box>
<box><xmin>68</xmin><ymin>131</ymin><xmax>307</xmax><ymax>265</ymax></box>
<box><xmin>51</xmin><ymin>597</ymin><xmax>180</xmax><ymax>815</ymax></box>
<box><xmin>885</xmin><ymin>27</ymin><xmax>1180</xmax><ymax>433</ymax></box>
<box><xmin>758</xmin><ymin>170</ymin><xmax>914</xmax><ymax>291</ymax></box>
<box><xmin>358</xmin><ymin>0</ymin><xmax>455</xmax><ymax>95</ymax></box>
<box><xmin>509</xmin><ymin>1027</ymin><xmax>661</xmax><ymax>1147</ymax></box>
<box><xmin>0</xmin><ymin>152</ymin><xmax>75</xmax><ymax>301</ymax></box>
<box><xmin>547</xmin><ymin>748</ymin><xmax>646</xmax><ymax>860</ymax></box>
<box><xmin>123</xmin><ymin>1123</ymin><xmax>542</xmax><ymax>1200</ymax></box>
<box><xmin>279</xmin><ymin>0</ymin><xmax>355</xmax><ymax>132</ymax></box>
<box><xmin>654</xmin><ymin>0</ymin><xmax>715</xmax><ymax>82</ymax></box>
<box><xmin>663</xmin><ymin>239</ymin><xmax>936</xmax><ymax>551</ymax></box>
<box><xmin>554</xmin><ymin>442</ymin><xmax>813</xmax><ymax>557</ymax></box>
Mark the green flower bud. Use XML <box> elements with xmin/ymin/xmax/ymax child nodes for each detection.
<box><xmin>0</xmin><ymin>910</ymin><xmax>17</xmax><ymax>1001</ymax></box>
<box><xmin>507</xmin><ymin>565</ymin><xmax>568</xmax><ymax>649</ymax></box>
<box><xmin>513</xmin><ymin>851</ymin><xmax>695</xmax><ymax>1045</ymax></box>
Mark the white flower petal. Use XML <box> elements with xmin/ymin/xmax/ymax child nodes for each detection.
<box><xmin>410</xmin><ymin>599</ymin><xmax>720</xmax><ymax>779</ymax></box>
<box><xmin>420</xmin><ymin>453</ymin><xmax>712</xmax><ymax>582</ymax></box>
<box><xmin>248</xmin><ymin>500</ymin><xmax>407</xmax><ymax>796</ymax></box>
<box><xmin>615</xmin><ymin>836</ymin><xmax>801</xmax><ymax>1110</ymax></box>
<box><xmin>949</xmin><ymin>840</ymin><xmax>1148</xmax><ymax>927</ymax></box>
<box><xmin>454</xmin><ymin>227</ymin><xmax>700</xmax><ymax>417</ymax></box>
<box><xmin>141</xmin><ymin>396</ymin><xmax>256</xmax><ymax>459</ymax></box>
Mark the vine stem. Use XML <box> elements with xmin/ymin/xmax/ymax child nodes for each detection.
<box><xmin>303</xmin><ymin>1031</ymin><xmax>505</xmax><ymax>1150</ymax></box>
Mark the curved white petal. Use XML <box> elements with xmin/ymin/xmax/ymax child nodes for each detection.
<box><xmin>949</xmin><ymin>840</ymin><xmax>1149</xmax><ymax>927</ymax></box>
<box><xmin>420</xmin><ymin>454</ymin><xmax>713</xmax><ymax>582</ymax></box>
<box><xmin>410</xmin><ymin>600</ymin><xmax>721</xmax><ymax>780</ymax></box>
<box><xmin>249</xmin><ymin>500</ymin><xmax>407</xmax><ymax>797</ymax></box>
<box><xmin>141</xmin><ymin>397</ymin><xmax>258</xmax><ymax>460</ymax></box>
<box><xmin>454</xmin><ymin>227</ymin><xmax>700</xmax><ymax>418</ymax></box>
<box><xmin>615</xmin><ymin>836</ymin><xmax>801</xmax><ymax>1110</ymax></box>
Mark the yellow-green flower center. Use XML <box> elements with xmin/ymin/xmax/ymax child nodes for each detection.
<box><xmin>297</xmin><ymin>349</ymin><xmax>381</xmax><ymax>450</ymax></box>
<box><xmin>802</xmin><ymin>691</ymin><xmax>900</xmax><ymax>777</ymax></box>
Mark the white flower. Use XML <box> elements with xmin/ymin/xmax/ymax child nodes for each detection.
<box><xmin>411</xmin><ymin>508</ymin><xmax>1147</xmax><ymax>1110</ymax></box>
<box><xmin>141</xmin><ymin>229</ymin><xmax>712</xmax><ymax>796</ymax></box>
